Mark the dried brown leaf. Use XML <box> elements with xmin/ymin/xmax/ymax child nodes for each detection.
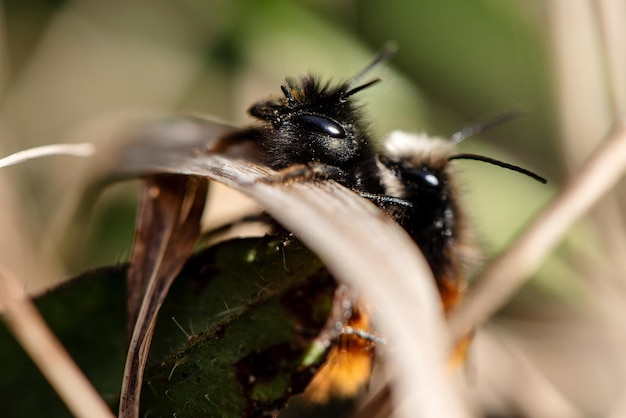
<box><xmin>120</xmin><ymin>175</ymin><xmax>208</xmax><ymax>418</ymax></box>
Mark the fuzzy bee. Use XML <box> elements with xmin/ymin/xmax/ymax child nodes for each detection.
<box><xmin>374</xmin><ymin>128</ymin><xmax>546</xmax><ymax>312</ymax></box>
<box><xmin>211</xmin><ymin>46</ymin><xmax>393</xmax><ymax>198</ymax></box>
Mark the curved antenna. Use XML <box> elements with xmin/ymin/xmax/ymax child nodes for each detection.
<box><xmin>342</xmin><ymin>41</ymin><xmax>398</xmax><ymax>98</ymax></box>
<box><xmin>342</xmin><ymin>78</ymin><xmax>381</xmax><ymax>99</ymax></box>
<box><xmin>449</xmin><ymin>110</ymin><xmax>522</xmax><ymax>144</ymax></box>
<box><xmin>449</xmin><ymin>153</ymin><xmax>547</xmax><ymax>184</ymax></box>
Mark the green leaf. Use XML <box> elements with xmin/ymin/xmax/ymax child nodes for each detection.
<box><xmin>0</xmin><ymin>237</ymin><xmax>335</xmax><ymax>417</ymax></box>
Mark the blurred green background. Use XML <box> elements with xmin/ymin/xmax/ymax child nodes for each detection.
<box><xmin>3</xmin><ymin>1</ymin><xmax>625</xmax><ymax>416</ymax></box>
<box><xmin>0</xmin><ymin>0</ymin><xmax>559</xmax><ymax>276</ymax></box>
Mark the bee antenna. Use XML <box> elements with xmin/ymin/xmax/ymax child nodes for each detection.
<box><xmin>280</xmin><ymin>84</ymin><xmax>297</xmax><ymax>105</ymax></box>
<box><xmin>449</xmin><ymin>153</ymin><xmax>547</xmax><ymax>184</ymax></box>
<box><xmin>342</xmin><ymin>78</ymin><xmax>381</xmax><ymax>99</ymax></box>
<box><xmin>342</xmin><ymin>41</ymin><xmax>397</xmax><ymax>98</ymax></box>
<box><xmin>449</xmin><ymin>110</ymin><xmax>522</xmax><ymax>144</ymax></box>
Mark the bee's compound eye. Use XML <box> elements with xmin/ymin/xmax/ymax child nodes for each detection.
<box><xmin>405</xmin><ymin>168</ymin><xmax>441</xmax><ymax>189</ymax></box>
<box><xmin>291</xmin><ymin>114</ymin><xmax>346</xmax><ymax>138</ymax></box>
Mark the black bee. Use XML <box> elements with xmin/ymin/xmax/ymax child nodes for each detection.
<box><xmin>375</xmin><ymin>131</ymin><xmax>469</xmax><ymax>309</ymax></box>
<box><xmin>212</xmin><ymin>45</ymin><xmax>396</xmax><ymax>197</ymax></box>
<box><xmin>374</xmin><ymin>126</ymin><xmax>546</xmax><ymax>311</ymax></box>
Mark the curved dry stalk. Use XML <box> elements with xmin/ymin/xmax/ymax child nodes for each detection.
<box><xmin>450</xmin><ymin>122</ymin><xmax>626</xmax><ymax>339</ymax></box>
<box><xmin>0</xmin><ymin>143</ymin><xmax>95</xmax><ymax>168</ymax></box>
<box><xmin>0</xmin><ymin>266</ymin><xmax>114</xmax><ymax>418</ymax></box>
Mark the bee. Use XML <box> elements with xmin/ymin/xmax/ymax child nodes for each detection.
<box><xmin>303</xmin><ymin>127</ymin><xmax>545</xmax><ymax>402</ymax></box>
<box><xmin>211</xmin><ymin>45</ymin><xmax>395</xmax><ymax>198</ymax></box>
<box><xmin>374</xmin><ymin>127</ymin><xmax>546</xmax><ymax>314</ymax></box>
<box><xmin>210</xmin><ymin>45</ymin><xmax>546</xmax><ymax>403</ymax></box>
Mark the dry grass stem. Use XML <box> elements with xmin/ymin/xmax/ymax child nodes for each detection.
<box><xmin>451</xmin><ymin>122</ymin><xmax>626</xmax><ymax>339</ymax></box>
<box><xmin>0</xmin><ymin>143</ymin><xmax>95</xmax><ymax>168</ymax></box>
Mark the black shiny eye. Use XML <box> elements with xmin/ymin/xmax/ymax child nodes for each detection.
<box><xmin>291</xmin><ymin>114</ymin><xmax>346</xmax><ymax>138</ymax></box>
<box><xmin>404</xmin><ymin>168</ymin><xmax>441</xmax><ymax>189</ymax></box>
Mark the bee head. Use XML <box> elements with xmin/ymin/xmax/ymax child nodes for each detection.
<box><xmin>376</xmin><ymin>131</ymin><xmax>456</xmax><ymax>201</ymax></box>
<box><xmin>246</xmin><ymin>43</ymin><xmax>396</xmax><ymax>172</ymax></box>
<box><xmin>247</xmin><ymin>75</ymin><xmax>380</xmax><ymax>170</ymax></box>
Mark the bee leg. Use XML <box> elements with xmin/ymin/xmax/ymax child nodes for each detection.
<box><xmin>314</xmin><ymin>284</ymin><xmax>360</xmax><ymax>348</ymax></box>
<box><xmin>314</xmin><ymin>284</ymin><xmax>385</xmax><ymax>349</ymax></box>
<box><xmin>340</xmin><ymin>326</ymin><xmax>386</xmax><ymax>345</ymax></box>
<box><xmin>358</xmin><ymin>192</ymin><xmax>413</xmax><ymax>208</ymax></box>
<box><xmin>305</xmin><ymin>285</ymin><xmax>379</xmax><ymax>402</ymax></box>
